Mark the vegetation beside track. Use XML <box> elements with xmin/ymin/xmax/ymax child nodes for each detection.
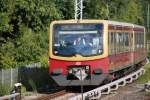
<box><xmin>0</xmin><ymin>0</ymin><xmax>150</xmax><ymax>69</ymax></box>
<box><xmin>0</xmin><ymin>84</ymin><xmax>10</xmax><ymax>96</ymax></box>
<box><xmin>137</xmin><ymin>63</ymin><xmax>150</xmax><ymax>83</ymax></box>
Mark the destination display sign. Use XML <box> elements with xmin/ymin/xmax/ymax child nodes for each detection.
<box><xmin>54</xmin><ymin>24</ymin><xmax>103</xmax><ymax>31</ymax></box>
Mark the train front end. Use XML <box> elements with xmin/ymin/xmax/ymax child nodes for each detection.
<box><xmin>49</xmin><ymin>20</ymin><xmax>109</xmax><ymax>86</ymax></box>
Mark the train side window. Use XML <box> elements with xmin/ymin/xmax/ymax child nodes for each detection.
<box><xmin>121</xmin><ymin>32</ymin><xmax>125</xmax><ymax>52</ymax></box>
<box><xmin>116</xmin><ymin>32</ymin><xmax>123</xmax><ymax>53</ymax></box>
<box><xmin>138</xmin><ymin>33</ymin><xmax>140</xmax><ymax>48</ymax></box>
<box><xmin>137</xmin><ymin>33</ymin><xmax>138</xmax><ymax>49</ymax></box>
<box><xmin>124</xmin><ymin>32</ymin><xmax>129</xmax><ymax>51</ymax></box>
<box><xmin>135</xmin><ymin>33</ymin><xmax>137</xmax><ymax>49</ymax></box>
<box><xmin>119</xmin><ymin>32</ymin><xmax>121</xmax><ymax>52</ymax></box>
<box><xmin>142</xmin><ymin>32</ymin><xmax>144</xmax><ymax>48</ymax></box>
<box><xmin>113</xmin><ymin>32</ymin><xmax>116</xmax><ymax>54</ymax></box>
<box><xmin>109</xmin><ymin>32</ymin><xmax>115</xmax><ymax>55</ymax></box>
<box><xmin>141</xmin><ymin>33</ymin><xmax>143</xmax><ymax>48</ymax></box>
<box><xmin>141</xmin><ymin>33</ymin><xmax>144</xmax><ymax>48</ymax></box>
<box><xmin>108</xmin><ymin>32</ymin><xmax>110</xmax><ymax>54</ymax></box>
<box><xmin>134</xmin><ymin>33</ymin><xmax>136</xmax><ymax>49</ymax></box>
<box><xmin>111</xmin><ymin>32</ymin><xmax>114</xmax><ymax>54</ymax></box>
<box><xmin>109</xmin><ymin>32</ymin><xmax>113</xmax><ymax>55</ymax></box>
<box><xmin>117</xmin><ymin>33</ymin><xmax>120</xmax><ymax>53</ymax></box>
<box><xmin>108</xmin><ymin>32</ymin><xmax>112</xmax><ymax>55</ymax></box>
<box><xmin>123</xmin><ymin>32</ymin><xmax>126</xmax><ymax>51</ymax></box>
<box><xmin>135</xmin><ymin>32</ymin><xmax>139</xmax><ymax>49</ymax></box>
<box><xmin>139</xmin><ymin>33</ymin><xmax>141</xmax><ymax>48</ymax></box>
<box><xmin>116</xmin><ymin>32</ymin><xmax>119</xmax><ymax>53</ymax></box>
<box><xmin>119</xmin><ymin>32</ymin><xmax>124</xmax><ymax>52</ymax></box>
<box><xmin>129</xmin><ymin>33</ymin><xmax>133</xmax><ymax>51</ymax></box>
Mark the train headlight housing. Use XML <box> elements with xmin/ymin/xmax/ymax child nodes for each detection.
<box><xmin>86</xmin><ymin>66</ymin><xmax>89</xmax><ymax>70</ymax></box>
<box><xmin>93</xmin><ymin>69</ymin><xmax>102</xmax><ymax>75</ymax></box>
<box><xmin>52</xmin><ymin>68</ymin><xmax>63</xmax><ymax>75</ymax></box>
<box><xmin>69</xmin><ymin>69</ymin><xmax>73</xmax><ymax>74</ymax></box>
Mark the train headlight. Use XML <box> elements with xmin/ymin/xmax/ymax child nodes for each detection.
<box><xmin>52</xmin><ymin>68</ymin><xmax>63</xmax><ymax>75</ymax></box>
<box><xmin>86</xmin><ymin>66</ymin><xmax>89</xmax><ymax>70</ymax></box>
<box><xmin>69</xmin><ymin>69</ymin><xmax>73</xmax><ymax>74</ymax></box>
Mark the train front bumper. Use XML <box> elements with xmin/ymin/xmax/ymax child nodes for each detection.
<box><xmin>51</xmin><ymin>74</ymin><xmax>109</xmax><ymax>86</ymax></box>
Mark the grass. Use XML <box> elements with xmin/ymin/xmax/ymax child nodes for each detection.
<box><xmin>137</xmin><ymin>63</ymin><xmax>150</xmax><ymax>84</ymax></box>
<box><xmin>0</xmin><ymin>84</ymin><xmax>12</xmax><ymax>96</ymax></box>
<box><xmin>28</xmin><ymin>79</ymin><xmax>37</xmax><ymax>93</ymax></box>
<box><xmin>137</xmin><ymin>63</ymin><xmax>150</xmax><ymax>96</ymax></box>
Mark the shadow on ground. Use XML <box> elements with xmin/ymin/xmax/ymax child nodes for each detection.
<box><xmin>19</xmin><ymin>67</ymin><xmax>62</xmax><ymax>93</ymax></box>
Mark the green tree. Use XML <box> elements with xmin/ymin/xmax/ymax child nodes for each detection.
<box><xmin>0</xmin><ymin>40</ymin><xmax>16</xmax><ymax>68</ymax></box>
<box><xmin>15</xmin><ymin>26</ymin><xmax>42</xmax><ymax>65</ymax></box>
<box><xmin>54</xmin><ymin>0</ymin><xmax>74</xmax><ymax>19</ymax></box>
<box><xmin>84</xmin><ymin>0</ymin><xmax>108</xmax><ymax>19</ymax></box>
<box><xmin>0</xmin><ymin>0</ymin><xmax>149</xmax><ymax>69</ymax></box>
<box><xmin>0</xmin><ymin>0</ymin><xmax>60</xmax><ymax>68</ymax></box>
<box><xmin>115</xmin><ymin>0</ymin><xmax>143</xmax><ymax>24</ymax></box>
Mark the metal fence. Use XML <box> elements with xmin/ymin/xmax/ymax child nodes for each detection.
<box><xmin>0</xmin><ymin>62</ymin><xmax>42</xmax><ymax>88</ymax></box>
<box><xmin>0</xmin><ymin>62</ymin><xmax>57</xmax><ymax>94</ymax></box>
<box><xmin>0</xmin><ymin>68</ymin><xmax>18</xmax><ymax>87</ymax></box>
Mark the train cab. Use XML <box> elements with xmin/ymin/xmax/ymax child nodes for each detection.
<box><xmin>49</xmin><ymin>20</ymin><xmax>109</xmax><ymax>86</ymax></box>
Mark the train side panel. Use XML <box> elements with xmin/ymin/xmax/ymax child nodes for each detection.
<box><xmin>108</xmin><ymin>23</ymin><xmax>147</xmax><ymax>74</ymax></box>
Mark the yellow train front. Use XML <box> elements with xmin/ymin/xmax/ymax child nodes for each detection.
<box><xmin>49</xmin><ymin>20</ymin><xmax>147</xmax><ymax>86</ymax></box>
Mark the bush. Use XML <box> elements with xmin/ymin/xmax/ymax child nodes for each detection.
<box><xmin>0</xmin><ymin>41</ymin><xmax>17</xmax><ymax>69</ymax></box>
<box><xmin>39</xmin><ymin>54</ymin><xmax>48</xmax><ymax>68</ymax></box>
<box><xmin>21</xmin><ymin>85</ymin><xmax>27</xmax><ymax>93</ymax></box>
<box><xmin>28</xmin><ymin>79</ymin><xmax>37</xmax><ymax>93</ymax></box>
<box><xmin>0</xmin><ymin>84</ymin><xmax>11</xmax><ymax>96</ymax></box>
<box><xmin>137</xmin><ymin>63</ymin><xmax>150</xmax><ymax>83</ymax></box>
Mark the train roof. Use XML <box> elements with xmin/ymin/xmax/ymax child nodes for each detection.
<box><xmin>51</xmin><ymin>19</ymin><xmax>145</xmax><ymax>29</ymax></box>
<box><xmin>107</xmin><ymin>20</ymin><xmax>145</xmax><ymax>29</ymax></box>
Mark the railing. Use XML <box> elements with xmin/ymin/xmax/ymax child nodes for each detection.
<box><xmin>69</xmin><ymin>68</ymin><xmax>145</xmax><ymax>100</ymax></box>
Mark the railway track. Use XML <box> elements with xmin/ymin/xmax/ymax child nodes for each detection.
<box><xmin>37</xmin><ymin>90</ymin><xmax>67</xmax><ymax>100</ymax></box>
<box><xmin>37</xmin><ymin>89</ymin><xmax>77</xmax><ymax>100</ymax></box>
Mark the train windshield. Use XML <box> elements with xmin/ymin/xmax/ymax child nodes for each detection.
<box><xmin>53</xmin><ymin>24</ymin><xmax>103</xmax><ymax>57</ymax></box>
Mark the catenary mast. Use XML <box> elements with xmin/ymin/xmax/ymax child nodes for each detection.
<box><xmin>75</xmin><ymin>0</ymin><xmax>83</xmax><ymax>20</ymax></box>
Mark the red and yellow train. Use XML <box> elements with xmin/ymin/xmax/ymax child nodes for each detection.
<box><xmin>49</xmin><ymin>20</ymin><xmax>147</xmax><ymax>86</ymax></box>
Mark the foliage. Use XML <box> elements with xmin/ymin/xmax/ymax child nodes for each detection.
<box><xmin>0</xmin><ymin>84</ymin><xmax>11</xmax><ymax>96</ymax></box>
<box><xmin>54</xmin><ymin>0</ymin><xmax>74</xmax><ymax>19</ymax></box>
<box><xmin>13</xmin><ymin>0</ymin><xmax>61</xmax><ymax>32</ymax></box>
<box><xmin>28</xmin><ymin>79</ymin><xmax>37</xmax><ymax>93</ymax></box>
<box><xmin>0</xmin><ymin>0</ymin><xmax>149</xmax><ymax>69</ymax></box>
<box><xmin>21</xmin><ymin>85</ymin><xmax>27</xmax><ymax>93</ymax></box>
<box><xmin>39</xmin><ymin>54</ymin><xmax>49</xmax><ymax>68</ymax></box>
<box><xmin>112</xmin><ymin>0</ymin><xmax>143</xmax><ymax>24</ymax></box>
<box><xmin>15</xmin><ymin>26</ymin><xmax>43</xmax><ymax>65</ymax></box>
<box><xmin>0</xmin><ymin>13</ymin><xmax>13</xmax><ymax>33</ymax></box>
<box><xmin>137</xmin><ymin>63</ymin><xmax>150</xmax><ymax>83</ymax></box>
<box><xmin>0</xmin><ymin>0</ymin><xmax>61</xmax><ymax>39</ymax></box>
<box><xmin>84</xmin><ymin>0</ymin><xmax>108</xmax><ymax>19</ymax></box>
<box><xmin>0</xmin><ymin>41</ymin><xmax>17</xmax><ymax>69</ymax></box>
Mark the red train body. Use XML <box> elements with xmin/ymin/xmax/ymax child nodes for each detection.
<box><xmin>49</xmin><ymin>20</ymin><xmax>147</xmax><ymax>86</ymax></box>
